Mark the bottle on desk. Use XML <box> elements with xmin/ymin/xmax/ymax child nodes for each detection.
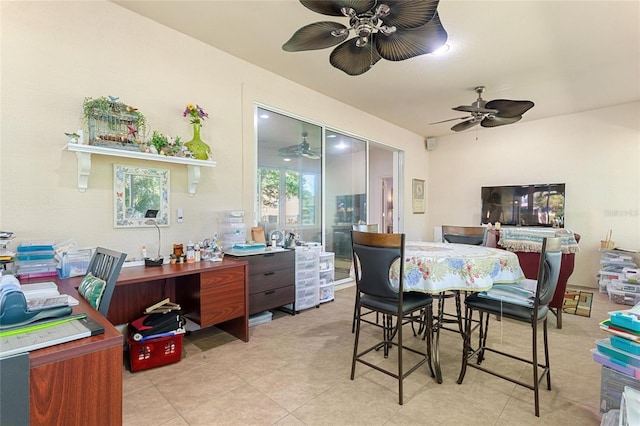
<box><xmin>194</xmin><ymin>243</ymin><xmax>201</xmax><ymax>262</ymax></box>
<box><xmin>186</xmin><ymin>241</ymin><xmax>195</xmax><ymax>263</ymax></box>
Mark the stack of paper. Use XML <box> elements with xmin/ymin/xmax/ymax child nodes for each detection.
<box><xmin>22</xmin><ymin>282</ymin><xmax>79</xmax><ymax>311</ymax></box>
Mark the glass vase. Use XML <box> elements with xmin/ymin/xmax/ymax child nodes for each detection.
<box><xmin>184</xmin><ymin>122</ymin><xmax>211</xmax><ymax>160</ymax></box>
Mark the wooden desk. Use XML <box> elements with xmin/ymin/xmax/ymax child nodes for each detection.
<box><xmin>108</xmin><ymin>258</ymin><xmax>249</xmax><ymax>342</ymax></box>
<box><xmin>20</xmin><ymin>276</ymin><xmax>123</xmax><ymax>426</ymax></box>
<box><xmin>19</xmin><ymin>258</ymin><xmax>248</xmax><ymax>425</ymax></box>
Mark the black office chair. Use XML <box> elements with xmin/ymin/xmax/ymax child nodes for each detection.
<box><xmin>350</xmin><ymin>231</ymin><xmax>435</xmax><ymax>405</ymax></box>
<box><xmin>78</xmin><ymin>247</ymin><xmax>126</xmax><ymax>316</ymax></box>
<box><xmin>457</xmin><ymin>236</ymin><xmax>562</xmax><ymax>417</ymax></box>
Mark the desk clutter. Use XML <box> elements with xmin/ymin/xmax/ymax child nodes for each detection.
<box><xmin>593</xmin><ymin>303</ymin><xmax>640</xmax><ymax>422</ymax></box>
<box><xmin>127</xmin><ymin>298</ymin><xmax>186</xmax><ymax>372</ymax></box>
<box><xmin>0</xmin><ymin>275</ymin><xmax>102</xmax><ymax>358</ymax></box>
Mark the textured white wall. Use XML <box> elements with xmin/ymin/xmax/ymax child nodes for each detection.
<box><xmin>0</xmin><ymin>1</ymin><xmax>427</xmax><ymax>260</ymax></box>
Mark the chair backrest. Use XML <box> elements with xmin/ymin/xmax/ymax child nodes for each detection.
<box><xmin>351</xmin><ymin>231</ymin><xmax>405</xmax><ymax>300</ymax></box>
<box><xmin>352</xmin><ymin>224</ymin><xmax>379</xmax><ymax>232</ymax></box>
<box><xmin>535</xmin><ymin>237</ymin><xmax>562</xmax><ymax>307</ymax></box>
<box><xmin>442</xmin><ymin>225</ymin><xmax>487</xmax><ymax>246</ymax></box>
<box><xmin>85</xmin><ymin>247</ymin><xmax>126</xmax><ymax>316</ymax></box>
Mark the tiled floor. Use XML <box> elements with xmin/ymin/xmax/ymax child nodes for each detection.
<box><xmin>122</xmin><ymin>285</ymin><xmax>613</xmax><ymax>425</ymax></box>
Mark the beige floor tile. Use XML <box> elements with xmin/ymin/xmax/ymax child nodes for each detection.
<box><xmin>122</xmin><ymin>285</ymin><xmax>612</xmax><ymax>425</ymax></box>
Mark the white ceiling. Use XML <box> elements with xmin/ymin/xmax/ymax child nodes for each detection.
<box><xmin>113</xmin><ymin>0</ymin><xmax>640</xmax><ymax>138</ymax></box>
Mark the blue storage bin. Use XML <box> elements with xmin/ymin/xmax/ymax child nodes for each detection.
<box><xmin>597</xmin><ymin>338</ymin><xmax>640</xmax><ymax>368</ymax></box>
<box><xmin>612</xmin><ymin>336</ymin><xmax>640</xmax><ymax>355</ymax></box>
<box><xmin>610</xmin><ymin>311</ymin><xmax>640</xmax><ymax>332</ymax></box>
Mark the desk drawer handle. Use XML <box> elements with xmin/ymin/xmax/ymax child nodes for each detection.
<box><xmin>265</xmin><ymin>290</ymin><xmax>276</xmax><ymax>295</ymax></box>
<box><xmin>263</xmin><ymin>271</ymin><xmax>275</xmax><ymax>276</ymax></box>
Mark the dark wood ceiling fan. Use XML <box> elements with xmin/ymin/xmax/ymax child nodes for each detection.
<box><xmin>282</xmin><ymin>0</ymin><xmax>448</xmax><ymax>76</ymax></box>
<box><xmin>431</xmin><ymin>86</ymin><xmax>535</xmax><ymax>132</ymax></box>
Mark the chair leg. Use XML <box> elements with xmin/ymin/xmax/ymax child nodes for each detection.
<box><xmin>478</xmin><ymin>312</ymin><xmax>490</xmax><ymax>364</ymax></box>
<box><xmin>544</xmin><ymin>317</ymin><xmax>551</xmax><ymax>390</ymax></box>
<box><xmin>532</xmin><ymin>317</ymin><xmax>540</xmax><ymax>417</ymax></box>
<box><xmin>397</xmin><ymin>311</ymin><xmax>404</xmax><ymax>405</ymax></box>
<box><xmin>556</xmin><ymin>308</ymin><xmax>562</xmax><ymax>329</ymax></box>
<box><xmin>350</xmin><ymin>305</ymin><xmax>361</xmax><ymax>380</ymax></box>
<box><xmin>351</xmin><ymin>302</ymin><xmax>357</xmax><ymax>333</ymax></box>
<box><xmin>457</xmin><ymin>305</ymin><xmax>472</xmax><ymax>384</ymax></box>
<box><xmin>425</xmin><ymin>307</ymin><xmax>436</xmax><ymax>379</ymax></box>
<box><xmin>454</xmin><ymin>291</ymin><xmax>464</xmax><ymax>335</ymax></box>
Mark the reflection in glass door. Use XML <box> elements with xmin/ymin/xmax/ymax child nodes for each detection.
<box><xmin>325</xmin><ymin>130</ymin><xmax>367</xmax><ymax>280</ymax></box>
<box><xmin>256</xmin><ymin>108</ymin><xmax>322</xmax><ymax>245</ymax></box>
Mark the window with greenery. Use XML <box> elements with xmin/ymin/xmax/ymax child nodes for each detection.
<box><xmin>256</xmin><ymin>107</ymin><xmax>322</xmax><ymax>242</ymax></box>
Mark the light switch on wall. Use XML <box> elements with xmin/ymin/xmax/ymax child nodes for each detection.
<box><xmin>177</xmin><ymin>208</ymin><xmax>184</xmax><ymax>223</ymax></box>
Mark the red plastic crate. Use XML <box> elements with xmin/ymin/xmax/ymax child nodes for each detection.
<box><xmin>127</xmin><ymin>334</ymin><xmax>183</xmax><ymax>372</ymax></box>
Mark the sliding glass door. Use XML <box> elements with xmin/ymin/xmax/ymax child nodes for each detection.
<box><xmin>324</xmin><ymin>130</ymin><xmax>367</xmax><ymax>279</ymax></box>
<box><xmin>256</xmin><ymin>108</ymin><xmax>322</xmax><ymax>244</ymax></box>
<box><xmin>256</xmin><ymin>105</ymin><xmax>401</xmax><ymax>282</ymax></box>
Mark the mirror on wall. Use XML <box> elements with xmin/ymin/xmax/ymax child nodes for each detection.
<box><xmin>114</xmin><ymin>164</ymin><xmax>170</xmax><ymax>227</ymax></box>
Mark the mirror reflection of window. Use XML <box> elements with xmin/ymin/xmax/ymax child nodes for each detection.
<box><xmin>114</xmin><ymin>164</ymin><xmax>169</xmax><ymax>227</ymax></box>
<box><xmin>126</xmin><ymin>175</ymin><xmax>161</xmax><ymax>219</ymax></box>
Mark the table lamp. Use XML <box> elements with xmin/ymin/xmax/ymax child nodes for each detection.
<box><xmin>144</xmin><ymin>209</ymin><xmax>163</xmax><ymax>267</ymax></box>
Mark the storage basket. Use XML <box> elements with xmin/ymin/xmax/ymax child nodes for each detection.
<box><xmin>127</xmin><ymin>334</ymin><xmax>183</xmax><ymax>372</ymax></box>
<box><xmin>602</xmin><ymin>230</ymin><xmax>614</xmax><ymax>249</ymax></box>
<box><xmin>601</xmin><ymin>240</ymin><xmax>615</xmax><ymax>250</ymax></box>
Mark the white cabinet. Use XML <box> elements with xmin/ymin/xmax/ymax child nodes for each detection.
<box><xmin>319</xmin><ymin>252</ymin><xmax>335</xmax><ymax>304</ymax></box>
<box><xmin>291</xmin><ymin>245</ymin><xmax>320</xmax><ymax>312</ymax></box>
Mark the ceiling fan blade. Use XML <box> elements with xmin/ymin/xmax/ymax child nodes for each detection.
<box><xmin>451</xmin><ymin>119</ymin><xmax>480</xmax><ymax>132</ymax></box>
<box><xmin>481</xmin><ymin>115</ymin><xmax>522</xmax><ymax>128</ymax></box>
<box><xmin>381</xmin><ymin>0</ymin><xmax>439</xmax><ymax>29</ymax></box>
<box><xmin>283</xmin><ymin>21</ymin><xmax>349</xmax><ymax>52</ymax></box>
<box><xmin>452</xmin><ymin>105</ymin><xmax>498</xmax><ymax>114</ymax></box>
<box><xmin>429</xmin><ymin>116</ymin><xmax>470</xmax><ymax>125</ymax></box>
<box><xmin>375</xmin><ymin>12</ymin><xmax>447</xmax><ymax>61</ymax></box>
<box><xmin>300</xmin><ymin>0</ymin><xmax>376</xmax><ymax>16</ymax></box>
<box><xmin>302</xmin><ymin>151</ymin><xmax>321</xmax><ymax>160</ymax></box>
<box><xmin>329</xmin><ymin>38</ymin><xmax>381</xmax><ymax>75</ymax></box>
<box><xmin>485</xmin><ymin>99</ymin><xmax>534</xmax><ymax>118</ymax></box>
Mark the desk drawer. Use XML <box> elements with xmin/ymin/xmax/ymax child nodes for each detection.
<box><xmin>200</xmin><ymin>280</ymin><xmax>245</xmax><ymax>327</ymax></box>
<box><xmin>201</xmin><ymin>266</ymin><xmax>246</xmax><ymax>290</ymax></box>
<box><xmin>249</xmin><ymin>285</ymin><xmax>295</xmax><ymax>315</ymax></box>
<box><xmin>244</xmin><ymin>251</ymin><xmax>294</xmax><ymax>275</ymax></box>
<box><xmin>249</xmin><ymin>268</ymin><xmax>295</xmax><ymax>294</ymax></box>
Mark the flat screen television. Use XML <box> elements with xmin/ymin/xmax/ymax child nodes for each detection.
<box><xmin>481</xmin><ymin>183</ymin><xmax>565</xmax><ymax>227</ymax></box>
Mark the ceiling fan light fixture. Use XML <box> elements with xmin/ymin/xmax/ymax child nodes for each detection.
<box><xmin>285</xmin><ymin>0</ymin><xmax>447</xmax><ymax>75</ymax></box>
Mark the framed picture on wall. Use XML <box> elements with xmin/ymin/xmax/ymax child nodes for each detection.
<box><xmin>412</xmin><ymin>179</ymin><xmax>425</xmax><ymax>214</ymax></box>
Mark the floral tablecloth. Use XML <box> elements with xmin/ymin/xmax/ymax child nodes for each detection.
<box><xmin>397</xmin><ymin>242</ymin><xmax>525</xmax><ymax>293</ymax></box>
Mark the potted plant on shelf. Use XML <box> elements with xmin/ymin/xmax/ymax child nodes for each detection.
<box><xmin>148</xmin><ymin>131</ymin><xmax>183</xmax><ymax>156</ymax></box>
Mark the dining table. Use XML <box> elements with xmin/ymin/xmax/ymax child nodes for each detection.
<box><xmin>390</xmin><ymin>241</ymin><xmax>525</xmax><ymax>383</ymax></box>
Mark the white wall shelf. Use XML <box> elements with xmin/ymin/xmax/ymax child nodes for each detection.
<box><xmin>65</xmin><ymin>143</ymin><xmax>216</xmax><ymax>196</ymax></box>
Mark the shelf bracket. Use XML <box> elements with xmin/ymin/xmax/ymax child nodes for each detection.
<box><xmin>187</xmin><ymin>165</ymin><xmax>201</xmax><ymax>197</ymax></box>
<box><xmin>75</xmin><ymin>151</ymin><xmax>92</xmax><ymax>192</ymax></box>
